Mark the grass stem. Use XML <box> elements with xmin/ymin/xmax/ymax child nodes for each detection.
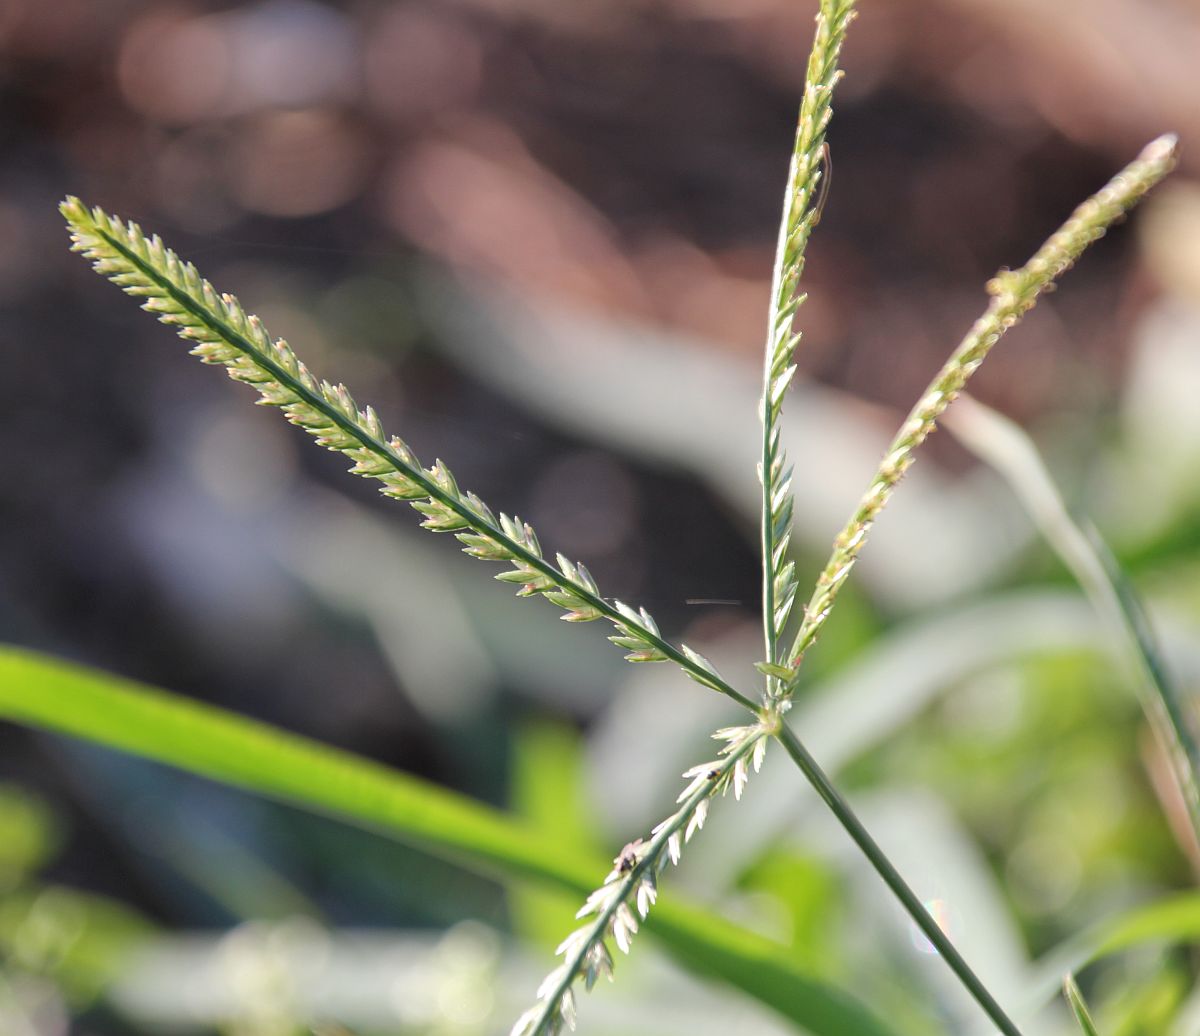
<box><xmin>774</xmin><ymin>722</ymin><xmax>1024</xmax><ymax>1036</ymax></box>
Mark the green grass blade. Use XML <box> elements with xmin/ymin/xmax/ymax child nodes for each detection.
<box><xmin>1087</xmin><ymin>891</ymin><xmax>1200</xmax><ymax>961</ymax></box>
<box><xmin>0</xmin><ymin>645</ymin><xmax>899</xmax><ymax>1036</ymax></box>
<box><xmin>947</xmin><ymin>395</ymin><xmax>1200</xmax><ymax>845</ymax></box>
<box><xmin>508</xmin><ymin>722</ymin><xmax>598</xmax><ymax>946</ymax></box>
<box><xmin>1025</xmin><ymin>891</ymin><xmax>1200</xmax><ymax>1011</ymax></box>
<box><xmin>1063</xmin><ymin>975</ymin><xmax>1102</xmax><ymax>1036</ymax></box>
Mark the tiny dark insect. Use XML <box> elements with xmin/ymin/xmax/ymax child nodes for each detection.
<box><xmin>614</xmin><ymin>838</ymin><xmax>644</xmax><ymax>874</ymax></box>
<box><xmin>812</xmin><ymin>142</ymin><xmax>832</xmax><ymax>226</ymax></box>
<box><xmin>706</xmin><ymin>769</ymin><xmax>722</xmax><ymax>780</ymax></box>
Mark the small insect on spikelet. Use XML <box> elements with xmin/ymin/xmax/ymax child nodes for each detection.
<box><xmin>613</xmin><ymin>839</ymin><xmax>643</xmax><ymax>875</ymax></box>
<box><xmin>509</xmin><ymin>723</ymin><xmax>768</xmax><ymax>1036</ymax></box>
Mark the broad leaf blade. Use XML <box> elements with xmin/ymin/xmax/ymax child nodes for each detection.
<box><xmin>0</xmin><ymin>645</ymin><xmax>898</xmax><ymax>1036</ymax></box>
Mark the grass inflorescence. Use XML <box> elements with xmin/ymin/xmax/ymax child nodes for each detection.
<box><xmin>59</xmin><ymin>3</ymin><xmax>1179</xmax><ymax>1031</ymax></box>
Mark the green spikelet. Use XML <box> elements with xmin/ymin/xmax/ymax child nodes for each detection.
<box><xmin>757</xmin><ymin>0</ymin><xmax>856</xmax><ymax>693</ymax></box>
<box><xmin>61</xmin><ymin>197</ymin><xmax>754</xmax><ymax>711</ymax></box>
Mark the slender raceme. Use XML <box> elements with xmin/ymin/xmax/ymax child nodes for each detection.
<box><xmin>776</xmin><ymin>133</ymin><xmax>1179</xmax><ymax>694</ymax></box>
<box><xmin>759</xmin><ymin>0</ymin><xmax>856</xmax><ymax>689</ymax></box>
<box><xmin>59</xmin><ymin>199</ymin><xmax>756</xmax><ymax>713</ymax></box>
<box><xmin>519</xmin><ymin>3</ymin><xmax>858</xmax><ymax>1027</ymax></box>
<box><xmin>512</xmin><ymin>722</ymin><xmax>769</xmax><ymax>1036</ymax></box>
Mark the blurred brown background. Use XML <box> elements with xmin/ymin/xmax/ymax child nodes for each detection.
<box><xmin>2</xmin><ymin>1</ymin><xmax>1200</xmax><ymax>1030</ymax></box>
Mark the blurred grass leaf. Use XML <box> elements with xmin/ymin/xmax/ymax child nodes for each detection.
<box><xmin>947</xmin><ymin>395</ymin><xmax>1200</xmax><ymax>847</ymax></box>
<box><xmin>0</xmin><ymin>785</ymin><xmax>60</xmax><ymax>888</ymax></box>
<box><xmin>0</xmin><ymin>884</ymin><xmax>152</xmax><ymax>1006</ymax></box>
<box><xmin>1027</xmin><ymin>892</ymin><xmax>1200</xmax><ymax>1012</ymax></box>
<box><xmin>1064</xmin><ymin>974</ymin><xmax>1101</xmax><ymax>1035</ymax></box>
<box><xmin>0</xmin><ymin>645</ymin><xmax>900</xmax><ymax>1036</ymax></box>
<box><xmin>738</xmin><ymin>849</ymin><xmax>843</xmax><ymax>977</ymax></box>
<box><xmin>509</xmin><ymin>721</ymin><xmax>600</xmax><ymax>945</ymax></box>
<box><xmin>1088</xmin><ymin>892</ymin><xmax>1200</xmax><ymax>961</ymax></box>
<box><xmin>1106</xmin><ymin>966</ymin><xmax>1188</xmax><ymax>1036</ymax></box>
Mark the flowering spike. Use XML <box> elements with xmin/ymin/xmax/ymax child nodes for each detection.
<box><xmin>59</xmin><ymin>195</ymin><xmax>755</xmax><ymax>712</ymax></box>
<box><xmin>775</xmin><ymin>132</ymin><xmax>1179</xmax><ymax>700</ymax></box>
<box><xmin>511</xmin><ymin>724</ymin><xmax>766</xmax><ymax>1035</ymax></box>
<box><xmin>758</xmin><ymin>4</ymin><xmax>856</xmax><ymax>693</ymax></box>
